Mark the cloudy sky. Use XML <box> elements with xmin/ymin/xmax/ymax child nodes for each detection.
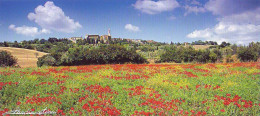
<box><xmin>0</xmin><ymin>0</ymin><xmax>259</xmax><ymax>44</ymax></box>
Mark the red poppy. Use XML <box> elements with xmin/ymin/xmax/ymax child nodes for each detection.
<box><xmin>16</xmin><ymin>101</ymin><xmax>21</xmax><ymax>105</ymax></box>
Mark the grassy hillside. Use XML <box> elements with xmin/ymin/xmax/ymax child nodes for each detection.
<box><xmin>0</xmin><ymin>47</ymin><xmax>47</xmax><ymax>67</ymax></box>
<box><xmin>192</xmin><ymin>45</ymin><xmax>213</xmax><ymax>50</ymax></box>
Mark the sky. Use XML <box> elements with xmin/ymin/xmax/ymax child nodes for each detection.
<box><xmin>0</xmin><ymin>0</ymin><xmax>259</xmax><ymax>44</ymax></box>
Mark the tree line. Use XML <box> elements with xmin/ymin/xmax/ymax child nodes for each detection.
<box><xmin>37</xmin><ymin>44</ymin><xmax>147</xmax><ymax>67</ymax></box>
<box><xmin>158</xmin><ymin>42</ymin><xmax>259</xmax><ymax>63</ymax></box>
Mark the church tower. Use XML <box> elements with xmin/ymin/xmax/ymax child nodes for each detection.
<box><xmin>108</xmin><ymin>28</ymin><xmax>111</xmax><ymax>36</ymax></box>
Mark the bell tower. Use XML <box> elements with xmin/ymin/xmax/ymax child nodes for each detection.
<box><xmin>108</xmin><ymin>28</ymin><xmax>111</xmax><ymax>36</ymax></box>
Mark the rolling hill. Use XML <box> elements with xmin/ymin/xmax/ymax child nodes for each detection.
<box><xmin>192</xmin><ymin>45</ymin><xmax>213</xmax><ymax>50</ymax></box>
<box><xmin>0</xmin><ymin>47</ymin><xmax>48</xmax><ymax>67</ymax></box>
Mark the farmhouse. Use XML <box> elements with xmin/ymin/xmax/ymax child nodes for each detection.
<box><xmin>84</xmin><ymin>28</ymin><xmax>112</xmax><ymax>44</ymax></box>
<box><xmin>69</xmin><ymin>37</ymin><xmax>83</xmax><ymax>43</ymax></box>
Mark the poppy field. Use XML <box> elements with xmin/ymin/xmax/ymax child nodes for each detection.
<box><xmin>0</xmin><ymin>62</ymin><xmax>259</xmax><ymax>115</ymax></box>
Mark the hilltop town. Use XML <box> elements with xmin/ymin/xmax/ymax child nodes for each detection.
<box><xmin>68</xmin><ymin>29</ymin><xmax>157</xmax><ymax>45</ymax></box>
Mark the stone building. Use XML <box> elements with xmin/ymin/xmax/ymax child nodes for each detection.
<box><xmin>69</xmin><ymin>37</ymin><xmax>83</xmax><ymax>43</ymax></box>
<box><xmin>85</xmin><ymin>28</ymin><xmax>111</xmax><ymax>44</ymax></box>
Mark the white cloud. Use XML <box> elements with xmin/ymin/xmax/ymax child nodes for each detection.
<box><xmin>191</xmin><ymin>0</ymin><xmax>200</xmax><ymax>5</ymax></box>
<box><xmin>187</xmin><ymin>28</ymin><xmax>212</xmax><ymax>39</ymax></box>
<box><xmin>184</xmin><ymin>5</ymin><xmax>206</xmax><ymax>16</ymax></box>
<box><xmin>28</xmin><ymin>1</ymin><xmax>82</xmax><ymax>33</ymax></box>
<box><xmin>133</xmin><ymin>0</ymin><xmax>180</xmax><ymax>14</ymax></box>
<box><xmin>125</xmin><ymin>24</ymin><xmax>140</xmax><ymax>32</ymax></box>
<box><xmin>9</xmin><ymin>24</ymin><xmax>50</xmax><ymax>36</ymax></box>
<box><xmin>205</xmin><ymin>0</ymin><xmax>260</xmax><ymax>16</ymax></box>
<box><xmin>187</xmin><ymin>0</ymin><xmax>260</xmax><ymax>45</ymax></box>
<box><xmin>168</xmin><ymin>15</ymin><xmax>176</xmax><ymax>20</ymax></box>
<box><xmin>187</xmin><ymin>22</ymin><xmax>260</xmax><ymax>45</ymax></box>
<box><xmin>219</xmin><ymin>8</ymin><xmax>260</xmax><ymax>25</ymax></box>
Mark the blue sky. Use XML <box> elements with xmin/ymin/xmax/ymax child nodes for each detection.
<box><xmin>0</xmin><ymin>0</ymin><xmax>259</xmax><ymax>44</ymax></box>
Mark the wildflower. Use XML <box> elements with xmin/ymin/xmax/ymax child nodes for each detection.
<box><xmin>223</xmin><ymin>100</ymin><xmax>230</xmax><ymax>105</ymax></box>
<box><xmin>190</xmin><ymin>110</ymin><xmax>195</xmax><ymax>113</ymax></box>
<box><xmin>16</xmin><ymin>101</ymin><xmax>21</xmax><ymax>105</ymax></box>
<box><xmin>57</xmin><ymin>109</ymin><xmax>63</xmax><ymax>114</ymax></box>
<box><xmin>4</xmin><ymin>108</ymin><xmax>9</xmax><ymax>112</ymax></box>
<box><xmin>202</xmin><ymin>111</ymin><xmax>207</xmax><ymax>115</ymax></box>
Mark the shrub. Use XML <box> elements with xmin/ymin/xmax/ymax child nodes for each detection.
<box><xmin>209</xmin><ymin>51</ymin><xmax>217</xmax><ymax>62</ymax></box>
<box><xmin>37</xmin><ymin>45</ymin><xmax>147</xmax><ymax>67</ymax></box>
<box><xmin>159</xmin><ymin>46</ymin><xmax>179</xmax><ymax>63</ymax></box>
<box><xmin>159</xmin><ymin>47</ymin><xmax>220</xmax><ymax>63</ymax></box>
<box><xmin>84</xmin><ymin>45</ymin><xmax>147</xmax><ymax>64</ymax></box>
<box><xmin>212</xmin><ymin>48</ymin><xmax>222</xmax><ymax>62</ymax></box>
<box><xmin>195</xmin><ymin>49</ymin><xmax>210</xmax><ymax>63</ymax></box>
<box><xmin>224</xmin><ymin>55</ymin><xmax>240</xmax><ymax>63</ymax></box>
<box><xmin>159</xmin><ymin>46</ymin><xmax>197</xmax><ymax>63</ymax></box>
<box><xmin>182</xmin><ymin>46</ymin><xmax>196</xmax><ymax>62</ymax></box>
<box><xmin>238</xmin><ymin>47</ymin><xmax>258</xmax><ymax>62</ymax></box>
<box><xmin>219</xmin><ymin>41</ymin><xmax>231</xmax><ymax>48</ymax></box>
<box><xmin>37</xmin><ymin>54</ymin><xmax>56</xmax><ymax>67</ymax></box>
<box><xmin>22</xmin><ymin>44</ymin><xmax>34</xmax><ymax>49</ymax></box>
<box><xmin>237</xmin><ymin>42</ymin><xmax>259</xmax><ymax>62</ymax></box>
<box><xmin>60</xmin><ymin>47</ymin><xmax>86</xmax><ymax>66</ymax></box>
<box><xmin>140</xmin><ymin>46</ymin><xmax>155</xmax><ymax>52</ymax></box>
<box><xmin>3</xmin><ymin>42</ymin><xmax>9</xmax><ymax>47</ymax></box>
<box><xmin>0</xmin><ymin>50</ymin><xmax>17</xmax><ymax>67</ymax></box>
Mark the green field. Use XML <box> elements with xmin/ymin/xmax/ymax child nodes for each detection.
<box><xmin>0</xmin><ymin>62</ymin><xmax>259</xmax><ymax>115</ymax></box>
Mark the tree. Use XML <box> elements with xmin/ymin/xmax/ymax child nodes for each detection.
<box><xmin>159</xmin><ymin>46</ymin><xmax>176</xmax><ymax>63</ymax></box>
<box><xmin>33</xmin><ymin>38</ymin><xmax>40</xmax><ymax>44</ymax></box>
<box><xmin>22</xmin><ymin>43</ymin><xmax>34</xmax><ymax>49</ymax></box>
<box><xmin>86</xmin><ymin>45</ymin><xmax>147</xmax><ymax>64</ymax></box>
<box><xmin>0</xmin><ymin>50</ymin><xmax>17</xmax><ymax>67</ymax></box>
<box><xmin>12</xmin><ymin>41</ymin><xmax>21</xmax><ymax>48</ymax></box>
<box><xmin>209</xmin><ymin>51</ymin><xmax>217</xmax><ymax>63</ymax></box>
<box><xmin>48</xmin><ymin>37</ymin><xmax>58</xmax><ymax>43</ymax></box>
<box><xmin>40</xmin><ymin>39</ymin><xmax>47</xmax><ymax>44</ymax></box>
<box><xmin>195</xmin><ymin>49</ymin><xmax>210</xmax><ymax>63</ymax></box>
<box><xmin>220</xmin><ymin>41</ymin><xmax>231</xmax><ymax>48</ymax></box>
<box><xmin>77</xmin><ymin>39</ymin><xmax>87</xmax><ymax>45</ymax></box>
<box><xmin>60</xmin><ymin>47</ymin><xmax>86</xmax><ymax>65</ymax></box>
<box><xmin>3</xmin><ymin>41</ymin><xmax>9</xmax><ymax>47</ymax></box>
<box><xmin>60</xmin><ymin>52</ymin><xmax>74</xmax><ymax>65</ymax></box>
<box><xmin>248</xmin><ymin>42</ymin><xmax>260</xmax><ymax>55</ymax></box>
<box><xmin>182</xmin><ymin>46</ymin><xmax>196</xmax><ymax>62</ymax></box>
<box><xmin>140</xmin><ymin>46</ymin><xmax>155</xmax><ymax>52</ymax></box>
<box><xmin>50</xmin><ymin>42</ymin><xmax>69</xmax><ymax>54</ymax></box>
<box><xmin>212</xmin><ymin>48</ymin><xmax>222</xmax><ymax>62</ymax></box>
<box><xmin>37</xmin><ymin>55</ymin><xmax>56</xmax><ymax>67</ymax></box>
<box><xmin>231</xmin><ymin>44</ymin><xmax>238</xmax><ymax>55</ymax></box>
<box><xmin>37</xmin><ymin>45</ymin><xmax>147</xmax><ymax>67</ymax></box>
<box><xmin>238</xmin><ymin>46</ymin><xmax>258</xmax><ymax>62</ymax></box>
